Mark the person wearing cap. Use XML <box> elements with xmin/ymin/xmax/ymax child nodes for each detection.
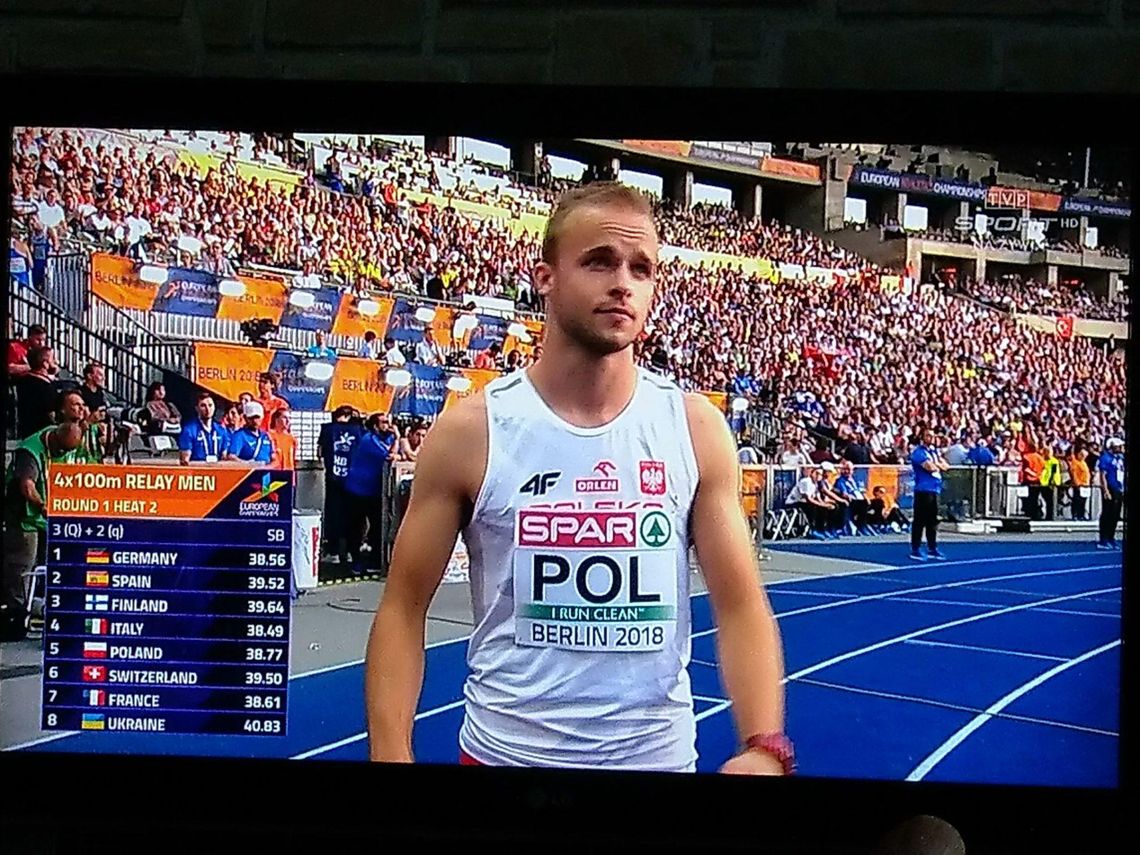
<box><xmin>1096</xmin><ymin>437</ymin><xmax>1125</xmax><ymax>550</ymax></box>
<box><xmin>226</xmin><ymin>401</ymin><xmax>273</xmax><ymax>465</ymax></box>
<box><xmin>178</xmin><ymin>392</ymin><xmax>227</xmax><ymax>465</ymax></box>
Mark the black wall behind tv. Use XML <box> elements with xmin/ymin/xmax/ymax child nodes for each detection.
<box><xmin>0</xmin><ymin>0</ymin><xmax>1139</xmax><ymax>91</ymax></box>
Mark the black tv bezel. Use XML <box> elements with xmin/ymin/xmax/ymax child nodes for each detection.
<box><xmin>0</xmin><ymin>75</ymin><xmax>1133</xmax><ymax>854</ymax></box>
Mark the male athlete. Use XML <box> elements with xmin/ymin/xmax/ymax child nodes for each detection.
<box><xmin>365</xmin><ymin>182</ymin><xmax>790</xmax><ymax>775</ymax></box>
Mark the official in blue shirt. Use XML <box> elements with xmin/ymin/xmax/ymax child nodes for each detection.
<box><xmin>1096</xmin><ymin>437</ymin><xmax>1125</xmax><ymax>549</ymax></box>
<box><xmin>833</xmin><ymin>461</ymin><xmax>871</xmax><ymax>535</ymax></box>
<box><xmin>318</xmin><ymin>406</ymin><xmax>363</xmax><ymax>563</ymax></box>
<box><xmin>306</xmin><ymin>330</ymin><xmax>337</xmax><ymax>360</ymax></box>
<box><xmin>178</xmin><ymin>392</ymin><xmax>228</xmax><ymax>465</ymax></box>
<box><xmin>344</xmin><ymin>412</ymin><xmax>399</xmax><ymax>572</ymax></box>
<box><xmin>910</xmin><ymin>428</ymin><xmax>949</xmax><ymax>561</ymax></box>
<box><xmin>966</xmin><ymin>437</ymin><xmax>996</xmax><ymax>467</ymax></box>
<box><xmin>226</xmin><ymin>401</ymin><xmax>273</xmax><ymax>465</ymax></box>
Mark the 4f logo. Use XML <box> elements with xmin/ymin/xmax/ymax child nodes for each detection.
<box><xmin>639</xmin><ymin>461</ymin><xmax>666</xmax><ymax>495</ymax></box>
<box><xmin>521</xmin><ymin>471</ymin><xmax>561</xmax><ymax>496</ymax></box>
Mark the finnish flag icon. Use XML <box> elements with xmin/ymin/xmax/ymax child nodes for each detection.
<box><xmin>85</xmin><ymin>594</ymin><xmax>109</xmax><ymax>612</ymax></box>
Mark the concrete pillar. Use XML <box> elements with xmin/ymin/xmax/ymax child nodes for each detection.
<box><xmin>1018</xmin><ymin>206</ymin><xmax>1032</xmax><ymax>244</ymax></box>
<box><xmin>1108</xmin><ymin>271</ymin><xmax>1120</xmax><ymax>302</ymax></box>
<box><xmin>510</xmin><ymin>141</ymin><xmax>538</xmax><ymax>178</ymax></box>
<box><xmin>957</xmin><ymin>201</ymin><xmax>971</xmax><ymax>236</ymax></box>
<box><xmin>739</xmin><ymin>182</ymin><xmax>762</xmax><ymax>221</ymax></box>
<box><xmin>424</xmin><ymin>135</ymin><xmax>454</xmax><ymax>158</ymax></box>
<box><xmin>975</xmin><ymin>251</ymin><xmax>986</xmax><ymax>284</ymax></box>
<box><xmin>1078</xmin><ymin>215</ymin><xmax>1090</xmax><ymax>250</ymax></box>
<box><xmin>1046</xmin><ymin>265</ymin><xmax>1059</xmax><ymax>288</ymax></box>
<box><xmin>667</xmin><ymin>169</ymin><xmax>693</xmax><ymax>210</ymax></box>
<box><xmin>895</xmin><ymin>192</ymin><xmax>908</xmax><ymax>227</ymax></box>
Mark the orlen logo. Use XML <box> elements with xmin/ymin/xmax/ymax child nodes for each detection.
<box><xmin>518</xmin><ymin>511</ymin><xmax>636</xmax><ymax>549</ymax></box>
<box><xmin>575</xmin><ymin>460</ymin><xmax>620</xmax><ymax>494</ymax></box>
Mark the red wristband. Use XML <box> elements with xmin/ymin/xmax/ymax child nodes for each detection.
<box><xmin>744</xmin><ymin>732</ymin><xmax>796</xmax><ymax>775</ymax></box>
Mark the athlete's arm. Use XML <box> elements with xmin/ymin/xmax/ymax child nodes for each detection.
<box><xmin>684</xmin><ymin>394</ymin><xmax>786</xmax><ymax>775</ymax></box>
<box><xmin>364</xmin><ymin>395</ymin><xmax>485</xmax><ymax>762</ymax></box>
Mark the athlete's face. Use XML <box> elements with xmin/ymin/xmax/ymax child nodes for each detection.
<box><xmin>536</xmin><ymin>204</ymin><xmax>658</xmax><ymax>356</ymax></box>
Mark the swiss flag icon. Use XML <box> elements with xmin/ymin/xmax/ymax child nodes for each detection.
<box><xmin>640</xmin><ymin>460</ymin><xmax>666</xmax><ymax>495</ymax></box>
<box><xmin>82</xmin><ymin>665</ymin><xmax>107</xmax><ymax>683</ymax></box>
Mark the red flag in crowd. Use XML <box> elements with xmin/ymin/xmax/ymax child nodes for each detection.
<box><xmin>1056</xmin><ymin>315</ymin><xmax>1074</xmax><ymax>340</ymax></box>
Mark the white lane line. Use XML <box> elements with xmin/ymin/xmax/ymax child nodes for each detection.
<box><xmin>695</xmin><ymin>701</ymin><xmax>732</xmax><ymax>723</ymax></box>
<box><xmin>903</xmin><ymin>638</ymin><xmax>1067</xmax><ymax>663</ymax></box>
<box><xmin>291</xmin><ymin>699</ymin><xmax>465</xmax><ymax>760</ymax></box>
<box><xmin>697</xmin><ymin>586</ymin><xmax>1120</xmax><ymax>725</ymax></box>
<box><xmin>905</xmin><ymin>639</ymin><xmax>1121</xmax><ymax>782</ymax></box>
<box><xmin>690</xmin><ymin>564</ymin><xmax>1114</xmax><ymax>640</ymax></box>
<box><xmin>798</xmin><ymin>677</ymin><xmax>1119</xmax><ymax>739</ymax></box>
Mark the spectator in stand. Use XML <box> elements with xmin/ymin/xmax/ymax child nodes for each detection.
<box><xmin>809</xmin><ymin>437</ymin><xmax>838</xmax><ymax>466</ymax></box>
<box><xmin>967</xmin><ymin>436</ymin><xmax>996</xmax><ymax>467</ymax></box>
<box><xmin>226</xmin><ymin>401</ymin><xmax>273</xmax><ymax>465</ymax></box>
<box><xmin>786</xmin><ymin>465</ymin><xmax>835</xmax><ymax>542</ymax></box>
<box><xmin>317</xmin><ymin>405</ymin><xmax>363</xmax><ymax>565</ymax></box>
<box><xmin>944</xmin><ymin>433</ymin><xmax>971</xmax><ymax>466</ymax></box>
<box><xmin>292</xmin><ymin>257</ymin><xmax>322</xmax><ymax>291</ymax></box>
<box><xmin>842</xmin><ymin>428</ymin><xmax>873</xmax><ymax>466</ymax></box>
<box><xmin>178</xmin><ymin>392</ymin><xmax>227</xmax><ymax>465</ymax></box>
<box><xmin>7</xmin><ymin>323</ymin><xmax>47</xmax><ymax>380</ymax></box>
<box><xmin>269</xmin><ymin>409</ymin><xmax>297</xmax><ymax>470</ymax></box>
<box><xmin>53</xmin><ymin>389</ymin><xmax>100</xmax><ymax>463</ymax></box>
<box><xmin>474</xmin><ymin>342</ymin><xmax>502</xmax><ymax>371</ymax></box>
<box><xmin>256</xmin><ymin>373</ymin><xmax>288</xmax><ymax>424</ymax></box>
<box><xmin>383</xmin><ymin>336</ymin><xmax>406</xmax><ymax>366</ymax></box>
<box><xmin>415</xmin><ymin>327</ymin><xmax>446</xmax><ymax>366</ymax></box>
<box><xmin>396</xmin><ymin>419</ymin><xmax>428</xmax><ymax>462</ymax></box>
<box><xmin>221</xmin><ymin>402</ymin><xmax>242</xmax><ymax>439</ymax></box>
<box><xmin>359</xmin><ymin>331</ymin><xmax>383</xmax><ymax>360</ymax></box>
<box><xmin>143</xmin><ymin>381</ymin><xmax>182</xmax><ymax>436</ymax></box>
<box><xmin>306</xmin><ymin>330</ymin><xmax>337</xmax><ymax>360</ymax></box>
<box><xmin>779</xmin><ymin>436</ymin><xmax>810</xmax><ymax>468</ymax></box>
<box><xmin>3</xmin><ymin>421</ymin><xmax>84</xmax><ymax>622</ymax></box>
<box><xmin>15</xmin><ymin>345</ymin><xmax>59</xmax><ymax>438</ymax></box>
<box><xmin>78</xmin><ymin>361</ymin><xmax>106</xmax><ymax>414</ymax></box>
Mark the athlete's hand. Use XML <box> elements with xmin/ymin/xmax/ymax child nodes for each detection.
<box><xmin>719</xmin><ymin>749</ymin><xmax>786</xmax><ymax>775</ymax></box>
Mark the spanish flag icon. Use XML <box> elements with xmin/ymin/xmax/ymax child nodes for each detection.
<box><xmin>85</xmin><ymin>570</ymin><xmax>110</xmax><ymax>587</ymax></box>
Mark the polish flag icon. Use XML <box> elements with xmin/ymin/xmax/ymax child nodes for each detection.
<box><xmin>639</xmin><ymin>460</ymin><xmax>666</xmax><ymax>495</ymax></box>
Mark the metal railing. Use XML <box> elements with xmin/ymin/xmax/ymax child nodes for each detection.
<box><xmin>9</xmin><ymin>285</ymin><xmax>190</xmax><ymax>411</ymax></box>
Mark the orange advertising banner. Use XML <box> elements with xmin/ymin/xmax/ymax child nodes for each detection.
<box><xmin>90</xmin><ymin>253</ymin><xmax>158</xmax><ymax>311</ymax></box>
<box><xmin>430</xmin><ymin>306</ymin><xmax>457</xmax><ymax>350</ymax></box>
<box><xmin>866</xmin><ymin>465</ymin><xmax>900</xmax><ymax>506</ymax></box>
<box><xmin>504</xmin><ymin>318</ymin><xmax>545</xmax><ymax>359</ymax></box>
<box><xmin>46</xmin><ymin>463</ymin><xmax>274</xmax><ymax>519</ymax></box>
<box><xmin>216</xmin><ymin>275</ymin><xmax>288</xmax><ymax>324</ymax></box>
<box><xmin>760</xmin><ymin>157</ymin><xmax>821</xmax><ymax>182</ymax></box>
<box><xmin>326</xmin><ymin>356</ymin><xmax>395</xmax><ymax>414</ymax></box>
<box><xmin>622</xmin><ymin>140</ymin><xmax>693</xmax><ymax>157</ymax></box>
<box><xmin>1028</xmin><ymin>189</ymin><xmax>1062</xmax><ymax>212</ymax></box>
<box><xmin>192</xmin><ymin>343</ymin><xmax>274</xmax><ymax>403</ymax></box>
<box><xmin>331</xmin><ymin>294</ymin><xmax>396</xmax><ymax>340</ymax></box>
<box><xmin>443</xmin><ymin>367</ymin><xmax>499</xmax><ymax>412</ymax></box>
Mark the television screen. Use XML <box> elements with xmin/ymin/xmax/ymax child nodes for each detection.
<box><xmin>1</xmin><ymin>83</ymin><xmax>1131</xmax><ymax>851</ymax></box>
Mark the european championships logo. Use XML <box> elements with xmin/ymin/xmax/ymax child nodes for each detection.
<box><xmin>240</xmin><ymin>473</ymin><xmax>289</xmax><ymax>517</ymax></box>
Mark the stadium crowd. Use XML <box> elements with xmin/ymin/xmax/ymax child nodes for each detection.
<box><xmin>951</xmin><ymin>274</ymin><xmax>1128</xmax><ymax>323</ymax></box>
<box><xmin>8</xmin><ymin>127</ymin><xmax>1128</xmax><ymax>478</ymax></box>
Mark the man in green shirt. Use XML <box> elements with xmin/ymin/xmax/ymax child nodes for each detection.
<box><xmin>3</xmin><ymin>422</ymin><xmax>84</xmax><ymax>618</ymax></box>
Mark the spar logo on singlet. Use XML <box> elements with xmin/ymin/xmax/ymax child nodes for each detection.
<box><xmin>513</xmin><ymin>505</ymin><xmax>678</xmax><ymax>652</ymax></box>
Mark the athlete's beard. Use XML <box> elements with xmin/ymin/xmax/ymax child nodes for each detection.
<box><xmin>556</xmin><ymin>309</ymin><xmax>638</xmax><ymax>357</ymax></box>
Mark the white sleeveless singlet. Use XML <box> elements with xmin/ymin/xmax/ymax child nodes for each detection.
<box><xmin>457</xmin><ymin>367</ymin><xmax>701</xmax><ymax>771</ymax></box>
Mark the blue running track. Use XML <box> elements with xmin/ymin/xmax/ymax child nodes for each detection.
<box><xmin>15</xmin><ymin>539</ymin><xmax>1121</xmax><ymax>788</ymax></box>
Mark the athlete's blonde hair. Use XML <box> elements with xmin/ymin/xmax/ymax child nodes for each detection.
<box><xmin>541</xmin><ymin>181</ymin><xmax>656</xmax><ymax>265</ymax></box>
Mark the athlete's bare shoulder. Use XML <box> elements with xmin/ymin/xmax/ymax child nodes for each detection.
<box><xmin>413</xmin><ymin>391</ymin><xmax>488</xmax><ymax>504</ymax></box>
<box><xmin>682</xmin><ymin>392</ymin><xmax>736</xmax><ymax>482</ymax></box>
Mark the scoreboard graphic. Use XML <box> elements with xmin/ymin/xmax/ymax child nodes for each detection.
<box><xmin>42</xmin><ymin>465</ymin><xmax>294</xmax><ymax>737</ymax></box>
